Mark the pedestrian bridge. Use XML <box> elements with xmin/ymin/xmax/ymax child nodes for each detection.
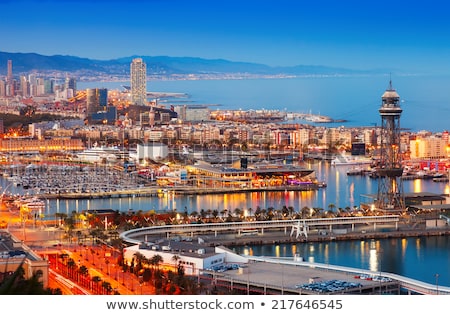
<box><xmin>120</xmin><ymin>215</ymin><xmax>400</xmax><ymax>244</ymax></box>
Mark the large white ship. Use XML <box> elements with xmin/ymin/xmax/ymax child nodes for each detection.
<box><xmin>75</xmin><ymin>145</ymin><xmax>120</xmax><ymax>163</ymax></box>
<box><xmin>331</xmin><ymin>155</ymin><xmax>373</xmax><ymax>166</ymax></box>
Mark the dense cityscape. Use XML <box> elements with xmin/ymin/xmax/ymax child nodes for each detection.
<box><xmin>1</xmin><ymin>57</ymin><xmax>450</xmax><ymax>296</ymax></box>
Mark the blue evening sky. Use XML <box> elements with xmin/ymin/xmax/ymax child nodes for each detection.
<box><xmin>1</xmin><ymin>0</ymin><xmax>449</xmax><ymax>73</ymax></box>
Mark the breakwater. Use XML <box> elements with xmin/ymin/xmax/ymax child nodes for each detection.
<box><xmin>34</xmin><ymin>183</ymin><xmax>321</xmax><ymax>200</ymax></box>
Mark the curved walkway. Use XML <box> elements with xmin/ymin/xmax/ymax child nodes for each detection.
<box><xmin>120</xmin><ymin>215</ymin><xmax>400</xmax><ymax>244</ymax></box>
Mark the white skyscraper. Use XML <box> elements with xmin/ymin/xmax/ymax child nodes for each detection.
<box><xmin>130</xmin><ymin>58</ymin><xmax>147</xmax><ymax>106</ymax></box>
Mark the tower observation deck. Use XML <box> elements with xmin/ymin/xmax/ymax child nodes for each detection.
<box><xmin>375</xmin><ymin>80</ymin><xmax>405</xmax><ymax>212</ymax></box>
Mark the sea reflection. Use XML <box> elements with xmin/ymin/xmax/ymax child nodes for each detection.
<box><xmin>231</xmin><ymin>235</ymin><xmax>450</xmax><ymax>287</ymax></box>
<box><xmin>413</xmin><ymin>179</ymin><xmax>422</xmax><ymax>193</ymax></box>
<box><xmin>368</xmin><ymin>240</ymin><xmax>379</xmax><ymax>272</ymax></box>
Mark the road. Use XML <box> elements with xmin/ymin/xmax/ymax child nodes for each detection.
<box><xmin>37</xmin><ymin>244</ymin><xmax>156</xmax><ymax>295</ymax></box>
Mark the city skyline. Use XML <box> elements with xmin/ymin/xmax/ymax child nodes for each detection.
<box><xmin>1</xmin><ymin>0</ymin><xmax>450</xmax><ymax>74</ymax></box>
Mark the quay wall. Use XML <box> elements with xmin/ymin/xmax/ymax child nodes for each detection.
<box><xmin>34</xmin><ymin>184</ymin><xmax>319</xmax><ymax>199</ymax></box>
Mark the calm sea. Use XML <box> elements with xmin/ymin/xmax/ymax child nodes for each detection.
<box><xmin>79</xmin><ymin>74</ymin><xmax>450</xmax><ymax>132</ymax></box>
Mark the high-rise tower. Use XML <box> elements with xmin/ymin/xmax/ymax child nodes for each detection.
<box><xmin>7</xmin><ymin>60</ymin><xmax>13</xmax><ymax>83</ymax></box>
<box><xmin>130</xmin><ymin>58</ymin><xmax>147</xmax><ymax>106</ymax></box>
<box><xmin>6</xmin><ymin>60</ymin><xmax>14</xmax><ymax>96</ymax></box>
<box><xmin>86</xmin><ymin>88</ymin><xmax>108</xmax><ymax>116</ymax></box>
<box><xmin>375</xmin><ymin>80</ymin><xmax>405</xmax><ymax>212</ymax></box>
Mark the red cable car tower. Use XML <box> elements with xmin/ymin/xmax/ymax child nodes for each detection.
<box><xmin>375</xmin><ymin>80</ymin><xmax>405</xmax><ymax>212</ymax></box>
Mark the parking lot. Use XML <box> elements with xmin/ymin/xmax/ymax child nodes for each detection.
<box><xmin>209</xmin><ymin>259</ymin><xmax>397</xmax><ymax>294</ymax></box>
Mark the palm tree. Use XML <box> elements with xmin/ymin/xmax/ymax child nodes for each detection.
<box><xmin>171</xmin><ymin>254</ymin><xmax>180</xmax><ymax>267</ymax></box>
<box><xmin>64</xmin><ymin>212</ymin><xmax>77</xmax><ymax>243</ymax></box>
<box><xmin>67</xmin><ymin>258</ymin><xmax>77</xmax><ymax>279</ymax></box>
<box><xmin>267</xmin><ymin>207</ymin><xmax>275</xmax><ymax>220</ymax></box>
<box><xmin>206</xmin><ymin>209</ymin><xmax>213</xmax><ymax>220</ymax></box>
<box><xmin>190</xmin><ymin>211</ymin><xmax>199</xmax><ymax>221</ymax></box>
<box><xmin>151</xmin><ymin>254</ymin><xmax>164</xmax><ymax>271</ymax></box>
<box><xmin>247</xmin><ymin>207</ymin><xmax>253</xmax><ymax>218</ymax></box>
<box><xmin>281</xmin><ymin>205</ymin><xmax>289</xmax><ymax>218</ymax></box>
<box><xmin>133</xmin><ymin>252</ymin><xmax>145</xmax><ymax>275</ymax></box>
<box><xmin>287</xmin><ymin>206</ymin><xmax>295</xmax><ymax>218</ymax></box>
<box><xmin>300</xmin><ymin>206</ymin><xmax>310</xmax><ymax>219</ymax></box>
<box><xmin>254</xmin><ymin>206</ymin><xmax>262</xmax><ymax>220</ymax></box>
<box><xmin>91</xmin><ymin>275</ymin><xmax>102</xmax><ymax>294</ymax></box>
<box><xmin>313</xmin><ymin>207</ymin><xmax>324</xmax><ymax>218</ymax></box>
<box><xmin>220</xmin><ymin>209</ymin><xmax>228</xmax><ymax>220</ymax></box>
<box><xmin>233</xmin><ymin>208</ymin><xmax>242</xmax><ymax>219</ymax></box>
<box><xmin>78</xmin><ymin>265</ymin><xmax>89</xmax><ymax>287</ymax></box>
<box><xmin>345</xmin><ymin>206</ymin><xmax>352</xmax><ymax>215</ymax></box>
<box><xmin>328</xmin><ymin>203</ymin><xmax>336</xmax><ymax>213</ymax></box>
<box><xmin>102</xmin><ymin>281</ymin><xmax>113</xmax><ymax>295</ymax></box>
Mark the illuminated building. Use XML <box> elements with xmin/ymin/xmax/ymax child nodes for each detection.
<box><xmin>130</xmin><ymin>58</ymin><xmax>147</xmax><ymax>106</ymax></box>
<box><xmin>187</xmin><ymin>161</ymin><xmax>315</xmax><ymax>189</ymax></box>
<box><xmin>410</xmin><ymin>136</ymin><xmax>449</xmax><ymax>159</ymax></box>
<box><xmin>0</xmin><ymin>138</ymin><xmax>84</xmax><ymax>153</ymax></box>
<box><xmin>86</xmin><ymin>88</ymin><xmax>107</xmax><ymax>116</ymax></box>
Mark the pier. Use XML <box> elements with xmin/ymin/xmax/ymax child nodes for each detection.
<box><xmin>32</xmin><ymin>183</ymin><xmax>321</xmax><ymax>200</ymax></box>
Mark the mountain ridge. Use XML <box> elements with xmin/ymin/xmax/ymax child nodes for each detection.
<box><xmin>0</xmin><ymin>51</ymin><xmax>379</xmax><ymax>77</ymax></box>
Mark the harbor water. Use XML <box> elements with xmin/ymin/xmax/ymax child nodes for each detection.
<box><xmin>230</xmin><ymin>235</ymin><xmax>450</xmax><ymax>289</ymax></box>
<box><xmin>4</xmin><ymin>160</ymin><xmax>448</xmax><ymax>216</ymax></box>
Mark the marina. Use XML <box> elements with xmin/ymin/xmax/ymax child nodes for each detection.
<box><xmin>1</xmin><ymin>163</ymin><xmax>144</xmax><ymax>196</ymax></box>
<box><xmin>1</xmin><ymin>159</ymin><xmax>448</xmax><ymax>215</ymax></box>
<box><xmin>0</xmin><ymin>157</ymin><xmax>323</xmax><ymax>201</ymax></box>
